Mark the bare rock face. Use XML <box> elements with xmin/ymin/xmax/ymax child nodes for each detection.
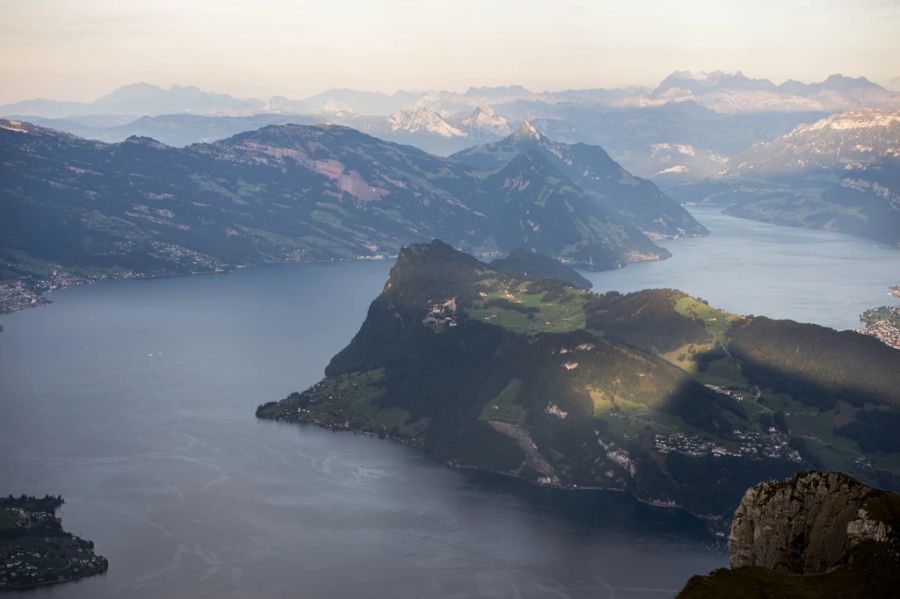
<box><xmin>728</xmin><ymin>471</ymin><xmax>895</xmax><ymax>573</ymax></box>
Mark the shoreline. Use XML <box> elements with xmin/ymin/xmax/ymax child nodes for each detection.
<box><xmin>0</xmin><ymin>245</ymin><xmax>687</xmax><ymax>318</ymax></box>
<box><xmin>0</xmin><ymin>255</ymin><xmax>395</xmax><ymax>317</ymax></box>
<box><xmin>257</xmin><ymin>412</ymin><xmax>730</xmax><ymax>533</ymax></box>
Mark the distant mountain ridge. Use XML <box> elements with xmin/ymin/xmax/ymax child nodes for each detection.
<box><xmin>0</xmin><ymin>83</ymin><xmax>266</xmax><ymax>118</ymax></box>
<box><xmin>729</xmin><ymin>109</ymin><xmax>900</xmax><ymax>177</ymax></box>
<box><xmin>4</xmin><ymin>71</ymin><xmax>898</xmax><ymax>122</ymax></box>
<box><xmin>0</xmin><ymin>118</ymin><xmax>696</xmax><ymax>311</ymax></box>
<box><xmin>452</xmin><ymin>122</ymin><xmax>707</xmax><ymax>240</ymax></box>
<box><xmin>4</xmin><ymin>72</ymin><xmax>896</xmax><ymax>180</ymax></box>
<box><xmin>648</xmin><ymin>71</ymin><xmax>899</xmax><ymax>113</ymax></box>
<box><xmin>676</xmin><ymin>109</ymin><xmax>900</xmax><ymax>248</ymax></box>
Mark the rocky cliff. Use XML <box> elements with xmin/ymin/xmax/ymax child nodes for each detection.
<box><xmin>728</xmin><ymin>471</ymin><xmax>895</xmax><ymax>573</ymax></box>
<box><xmin>678</xmin><ymin>471</ymin><xmax>900</xmax><ymax>598</ymax></box>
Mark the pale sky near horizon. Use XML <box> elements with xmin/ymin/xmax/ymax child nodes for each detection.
<box><xmin>1</xmin><ymin>0</ymin><xmax>899</xmax><ymax>104</ymax></box>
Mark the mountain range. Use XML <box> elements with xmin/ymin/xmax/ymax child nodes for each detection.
<box><xmin>450</xmin><ymin>122</ymin><xmax>705</xmax><ymax>240</ymax></box>
<box><xmin>729</xmin><ymin>109</ymin><xmax>900</xmax><ymax>177</ymax></box>
<box><xmin>0</xmin><ymin>83</ymin><xmax>267</xmax><ymax>119</ymax></box>
<box><xmin>5</xmin><ymin>72</ymin><xmax>897</xmax><ymax>188</ymax></box>
<box><xmin>0</xmin><ymin>118</ymin><xmax>699</xmax><ymax>311</ymax></box>
<box><xmin>5</xmin><ymin>72</ymin><xmax>898</xmax><ymax>120</ymax></box>
<box><xmin>671</xmin><ymin>109</ymin><xmax>900</xmax><ymax>247</ymax></box>
<box><xmin>650</xmin><ymin>71</ymin><xmax>898</xmax><ymax>113</ymax></box>
<box><xmin>2</xmin><ymin>73</ymin><xmax>898</xmax><ymax>294</ymax></box>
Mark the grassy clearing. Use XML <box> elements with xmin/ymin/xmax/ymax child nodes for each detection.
<box><xmin>674</xmin><ymin>296</ymin><xmax>735</xmax><ymax>342</ymax></box>
<box><xmin>481</xmin><ymin>378</ymin><xmax>526</xmax><ymax>423</ymax></box>
<box><xmin>191</xmin><ymin>175</ymin><xmax>248</xmax><ymax>204</ymax></box>
<box><xmin>375</xmin><ymin>406</ymin><xmax>411</xmax><ymax>429</ymax></box>
<box><xmin>660</xmin><ymin>341</ymin><xmax>715</xmax><ymax>373</ymax></box>
<box><xmin>588</xmin><ymin>385</ymin><xmax>646</xmax><ymax>416</ymax></box>
<box><xmin>696</xmin><ymin>356</ymin><xmax>749</xmax><ymax>387</ymax></box>
<box><xmin>468</xmin><ymin>279</ymin><xmax>588</xmax><ymax>334</ymax></box>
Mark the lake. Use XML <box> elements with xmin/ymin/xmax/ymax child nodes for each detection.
<box><xmin>1</xmin><ymin>209</ymin><xmax>898</xmax><ymax>598</ymax></box>
<box><xmin>583</xmin><ymin>208</ymin><xmax>900</xmax><ymax>331</ymax></box>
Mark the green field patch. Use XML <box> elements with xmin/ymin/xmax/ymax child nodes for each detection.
<box><xmin>758</xmin><ymin>391</ymin><xmax>800</xmax><ymax>412</ymax></box>
<box><xmin>235</xmin><ymin>179</ymin><xmax>266</xmax><ymax>198</ymax></box>
<box><xmin>338</xmin><ymin>369</ymin><xmax>387</xmax><ymax>415</ymax></box>
<box><xmin>191</xmin><ymin>175</ymin><xmax>248</xmax><ymax>204</ymax></box>
<box><xmin>468</xmin><ymin>278</ymin><xmax>588</xmax><ymax>334</ymax></box>
<box><xmin>588</xmin><ymin>385</ymin><xmax>646</xmax><ymax>416</ymax></box>
<box><xmin>659</xmin><ymin>341</ymin><xmax>714</xmax><ymax>373</ymax></box>
<box><xmin>784</xmin><ymin>403</ymin><xmax>865</xmax><ymax>470</ymax></box>
<box><xmin>375</xmin><ymin>407</ymin><xmax>410</xmax><ymax>429</ymax></box>
<box><xmin>595</xmin><ymin>408</ymin><xmax>711</xmax><ymax>442</ymax></box>
<box><xmin>739</xmin><ymin>399</ymin><xmax>771</xmax><ymax>418</ymax></box>
<box><xmin>309</xmin><ymin>209</ymin><xmax>345</xmax><ymax>229</ymax></box>
<box><xmin>696</xmin><ymin>356</ymin><xmax>749</xmax><ymax>387</ymax></box>
<box><xmin>674</xmin><ymin>296</ymin><xmax>735</xmax><ymax>342</ymax></box>
<box><xmin>482</xmin><ymin>378</ymin><xmax>526</xmax><ymax>423</ymax></box>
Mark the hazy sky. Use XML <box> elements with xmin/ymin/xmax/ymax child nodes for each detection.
<box><xmin>1</xmin><ymin>0</ymin><xmax>899</xmax><ymax>103</ymax></box>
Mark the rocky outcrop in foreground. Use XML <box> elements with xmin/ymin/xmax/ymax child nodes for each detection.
<box><xmin>728</xmin><ymin>471</ymin><xmax>893</xmax><ymax>573</ymax></box>
<box><xmin>678</xmin><ymin>471</ymin><xmax>900</xmax><ymax>598</ymax></box>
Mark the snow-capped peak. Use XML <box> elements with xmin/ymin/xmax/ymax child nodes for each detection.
<box><xmin>793</xmin><ymin>109</ymin><xmax>900</xmax><ymax>134</ymax></box>
<box><xmin>472</xmin><ymin>101</ymin><xmax>497</xmax><ymax>117</ymax></box>
<box><xmin>388</xmin><ymin>106</ymin><xmax>465</xmax><ymax>138</ymax></box>
<box><xmin>462</xmin><ymin>102</ymin><xmax>511</xmax><ymax>136</ymax></box>
<box><xmin>511</xmin><ymin>120</ymin><xmax>544</xmax><ymax>141</ymax></box>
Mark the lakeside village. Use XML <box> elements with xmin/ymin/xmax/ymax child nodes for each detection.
<box><xmin>0</xmin><ymin>243</ymin><xmax>228</xmax><ymax>315</ymax></box>
<box><xmin>854</xmin><ymin>285</ymin><xmax>900</xmax><ymax>349</ymax></box>
<box><xmin>0</xmin><ymin>496</ymin><xmax>108</xmax><ymax>591</ymax></box>
<box><xmin>654</xmin><ymin>429</ymin><xmax>802</xmax><ymax>462</ymax></box>
<box><xmin>655</xmin><ymin>384</ymin><xmax>802</xmax><ymax>462</ymax></box>
<box><xmin>858</xmin><ymin>316</ymin><xmax>900</xmax><ymax>349</ymax></box>
<box><xmin>0</xmin><ymin>273</ymin><xmax>87</xmax><ymax>314</ymax></box>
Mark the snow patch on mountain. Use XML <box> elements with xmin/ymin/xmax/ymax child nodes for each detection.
<box><xmin>732</xmin><ymin>109</ymin><xmax>900</xmax><ymax>176</ymax></box>
<box><xmin>798</xmin><ymin>110</ymin><xmax>900</xmax><ymax>133</ymax></box>
<box><xmin>651</xmin><ymin>143</ymin><xmax>696</xmax><ymax>157</ymax></box>
<box><xmin>461</xmin><ymin>102</ymin><xmax>511</xmax><ymax>136</ymax></box>
<box><xmin>388</xmin><ymin>106</ymin><xmax>465</xmax><ymax>138</ymax></box>
<box><xmin>511</xmin><ymin>121</ymin><xmax>544</xmax><ymax>141</ymax></box>
<box><xmin>656</xmin><ymin>165</ymin><xmax>688</xmax><ymax>175</ymax></box>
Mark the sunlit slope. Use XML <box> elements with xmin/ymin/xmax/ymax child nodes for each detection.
<box><xmin>258</xmin><ymin>241</ymin><xmax>900</xmax><ymax>516</ymax></box>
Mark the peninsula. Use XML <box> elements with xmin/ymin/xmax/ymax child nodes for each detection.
<box><xmin>258</xmin><ymin>241</ymin><xmax>900</xmax><ymax>519</ymax></box>
<box><xmin>0</xmin><ymin>495</ymin><xmax>108</xmax><ymax>590</ymax></box>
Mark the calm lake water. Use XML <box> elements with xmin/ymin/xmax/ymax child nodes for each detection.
<box><xmin>1</xmin><ymin>209</ymin><xmax>897</xmax><ymax>598</ymax></box>
<box><xmin>583</xmin><ymin>208</ymin><xmax>900</xmax><ymax>331</ymax></box>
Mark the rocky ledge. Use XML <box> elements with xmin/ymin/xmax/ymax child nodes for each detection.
<box><xmin>729</xmin><ymin>470</ymin><xmax>895</xmax><ymax>573</ymax></box>
<box><xmin>678</xmin><ymin>471</ymin><xmax>900</xmax><ymax>598</ymax></box>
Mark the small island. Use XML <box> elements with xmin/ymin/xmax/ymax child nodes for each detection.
<box><xmin>0</xmin><ymin>495</ymin><xmax>108</xmax><ymax>591</ymax></box>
